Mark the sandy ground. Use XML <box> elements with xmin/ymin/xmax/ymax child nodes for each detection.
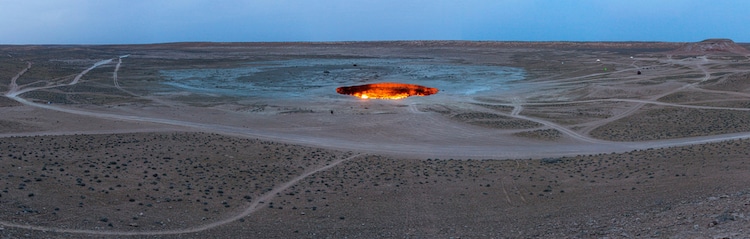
<box><xmin>1</xmin><ymin>41</ymin><xmax>749</xmax><ymax>238</ymax></box>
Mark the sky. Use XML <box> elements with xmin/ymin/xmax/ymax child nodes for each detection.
<box><xmin>1</xmin><ymin>0</ymin><xmax>748</xmax><ymax>44</ymax></box>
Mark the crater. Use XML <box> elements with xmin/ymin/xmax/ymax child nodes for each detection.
<box><xmin>336</xmin><ymin>82</ymin><xmax>439</xmax><ymax>99</ymax></box>
<box><xmin>158</xmin><ymin>58</ymin><xmax>525</xmax><ymax>100</ymax></box>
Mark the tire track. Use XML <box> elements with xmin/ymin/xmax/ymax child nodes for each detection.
<box><xmin>6</xmin><ymin>61</ymin><xmax>31</xmax><ymax>95</ymax></box>
<box><xmin>113</xmin><ymin>54</ymin><xmax>131</xmax><ymax>91</ymax></box>
<box><xmin>0</xmin><ymin>154</ymin><xmax>363</xmax><ymax>236</ymax></box>
<box><xmin>69</xmin><ymin>59</ymin><xmax>113</xmax><ymax>85</ymax></box>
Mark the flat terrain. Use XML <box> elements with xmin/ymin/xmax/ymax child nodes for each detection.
<box><xmin>0</xmin><ymin>41</ymin><xmax>749</xmax><ymax>238</ymax></box>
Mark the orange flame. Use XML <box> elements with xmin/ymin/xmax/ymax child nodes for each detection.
<box><xmin>336</xmin><ymin>82</ymin><xmax>438</xmax><ymax>100</ymax></box>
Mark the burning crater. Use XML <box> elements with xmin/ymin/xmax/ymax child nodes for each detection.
<box><xmin>336</xmin><ymin>82</ymin><xmax>439</xmax><ymax>99</ymax></box>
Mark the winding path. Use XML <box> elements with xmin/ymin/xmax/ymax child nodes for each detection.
<box><xmin>6</xmin><ymin>61</ymin><xmax>31</xmax><ymax>95</ymax></box>
<box><xmin>0</xmin><ymin>154</ymin><xmax>362</xmax><ymax>236</ymax></box>
<box><xmin>69</xmin><ymin>59</ymin><xmax>113</xmax><ymax>85</ymax></box>
<box><xmin>3</xmin><ymin>54</ymin><xmax>750</xmax><ymax>236</ymax></box>
<box><xmin>113</xmin><ymin>54</ymin><xmax>131</xmax><ymax>91</ymax></box>
<box><xmin>5</xmin><ymin>55</ymin><xmax>750</xmax><ymax>157</ymax></box>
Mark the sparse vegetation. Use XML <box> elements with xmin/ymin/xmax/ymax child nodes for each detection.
<box><xmin>590</xmin><ymin>106</ymin><xmax>750</xmax><ymax>141</ymax></box>
<box><xmin>513</xmin><ymin>128</ymin><xmax>563</xmax><ymax>140</ymax></box>
<box><xmin>0</xmin><ymin>132</ymin><xmax>350</xmax><ymax>231</ymax></box>
<box><xmin>1</xmin><ymin>41</ymin><xmax>749</xmax><ymax>238</ymax></box>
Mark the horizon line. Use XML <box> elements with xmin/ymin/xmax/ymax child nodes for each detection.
<box><xmin>1</xmin><ymin>38</ymin><xmax>746</xmax><ymax>46</ymax></box>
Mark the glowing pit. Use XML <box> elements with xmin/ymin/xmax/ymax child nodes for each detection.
<box><xmin>336</xmin><ymin>82</ymin><xmax>439</xmax><ymax>100</ymax></box>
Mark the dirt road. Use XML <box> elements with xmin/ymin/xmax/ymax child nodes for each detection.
<box><xmin>2</xmin><ymin>43</ymin><xmax>750</xmax><ymax>237</ymax></box>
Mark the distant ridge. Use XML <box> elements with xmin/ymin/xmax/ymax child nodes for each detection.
<box><xmin>118</xmin><ymin>40</ymin><xmax>683</xmax><ymax>51</ymax></box>
<box><xmin>670</xmin><ymin>39</ymin><xmax>750</xmax><ymax>55</ymax></box>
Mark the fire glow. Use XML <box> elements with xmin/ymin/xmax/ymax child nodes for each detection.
<box><xmin>336</xmin><ymin>82</ymin><xmax>439</xmax><ymax>100</ymax></box>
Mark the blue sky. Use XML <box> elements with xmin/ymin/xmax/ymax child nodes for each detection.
<box><xmin>1</xmin><ymin>0</ymin><xmax>748</xmax><ymax>44</ymax></box>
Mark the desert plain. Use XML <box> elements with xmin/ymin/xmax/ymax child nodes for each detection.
<box><xmin>0</xmin><ymin>40</ymin><xmax>749</xmax><ymax>238</ymax></box>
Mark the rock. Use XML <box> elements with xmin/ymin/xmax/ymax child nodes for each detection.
<box><xmin>671</xmin><ymin>39</ymin><xmax>750</xmax><ymax>55</ymax></box>
<box><xmin>708</xmin><ymin>220</ymin><xmax>718</xmax><ymax>227</ymax></box>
